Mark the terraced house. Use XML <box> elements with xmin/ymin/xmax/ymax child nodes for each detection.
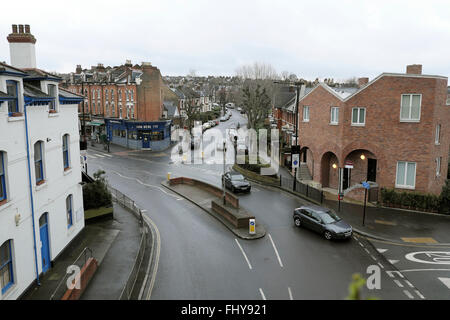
<box><xmin>0</xmin><ymin>25</ymin><xmax>84</xmax><ymax>299</ymax></box>
<box><xmin>63</xmin><ymin>60</ymin><xmax>171</xmax><ymax>151</ymax></box>
<box><xmin>277</xmin><ymin>65</ymin><xmax>449</xmax><ymax>202</ymax></box>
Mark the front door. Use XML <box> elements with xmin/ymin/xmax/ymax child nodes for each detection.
<box><xmin>343</xmin><ymin>168</ymin><xmax>350</xmax><ymax>190</ymax></box>
<box><xmin>39</xmin><ymin>213</ymin><xmax>51</xmax><ymax>273</ymax></box>
<box><xmin>367</xmin><ymin>158</ymin><xmax>377</xmax><ymax>182</ymax></box>
<box><xmin>142</xmin><ymin>133</ymin><xmax>150</xmax><ymax>149</ymax></box>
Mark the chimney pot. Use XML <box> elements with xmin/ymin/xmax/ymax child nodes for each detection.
<box><xmin>25</xmin><ymin>25</ymin><xmax>30</xmax><ymax>33</ymax></box>
<box><xmin>18</xmin><ymin>25</ymin><xmax>24</xmax><ymax>34</ymax></box>
<box><xmin>12</xmin><ymin>25</ymin><xmax>18</xmax><ymax>33</ymax></box>
<box><xmin>406</xmin><ymin>64</ymin><xmax>422</xmax><ymax>75</ymax></box>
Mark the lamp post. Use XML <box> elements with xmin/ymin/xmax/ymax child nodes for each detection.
<box><xmin>223</xmin><ymin>140</ymin><xmax>226</xmax><ymax>205</ymax></box>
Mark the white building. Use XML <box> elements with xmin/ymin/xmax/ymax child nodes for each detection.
<box><xmin>0</xmin><ymin>24</ymin><xmax>84</xmax><ymax>300</ymax></box>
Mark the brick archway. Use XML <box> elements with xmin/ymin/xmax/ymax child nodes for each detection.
<box><xmin>320</xmin><ymin>151</ymin><xmax>340</xmax><ymax>188</ymax></box>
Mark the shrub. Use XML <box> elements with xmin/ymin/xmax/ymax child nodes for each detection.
<box><xmin>83</xmin><ymin>170</ymin><xmax>112</xmax><ymax>210</ymax></box>
<box><xmin>439</xmin><ymin>180</ymin><xmax>450</xmax><ymax>214</ymax></box>
<box><xmin>380</xmin><ymin>187</ymin><xmax>441</xmax><ymax>212</ymax></box>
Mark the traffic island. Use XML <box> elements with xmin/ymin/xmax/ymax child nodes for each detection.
<box><xmin>161</xmin><ymin>177</ymin><xmax>265</xmax><ymax>239</ymax></box>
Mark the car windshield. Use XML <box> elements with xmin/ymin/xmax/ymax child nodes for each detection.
<box><xmin>319</xmin><ymin>210</ymin><xmax>341</xmax><ymax>224</ymax></box>
<box><xmin>231</xmin><ymin>174</ymin><xmax>245</xmax><ymax>181</ymax></box>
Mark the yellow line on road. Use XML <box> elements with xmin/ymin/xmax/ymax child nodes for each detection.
<box><xmin>401</xmin><ymin>237</ymin><xmax>438</xmax><ymax>244</ymax></box>
<box><xmin>374</xmin><ymin>219</ymin><xmax>397</xmax><ymax>226</ymax></box>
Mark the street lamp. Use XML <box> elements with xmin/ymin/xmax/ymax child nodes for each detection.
<box><xmin>222</xmin><ymin>140</ymin><xmax>227</xmax><ymax>205</ymax></box>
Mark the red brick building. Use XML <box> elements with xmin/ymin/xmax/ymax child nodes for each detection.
<box><xmin>282</xmin><ymin>65</ymin><xmax>449</xmax><ymax>200</ymax></box>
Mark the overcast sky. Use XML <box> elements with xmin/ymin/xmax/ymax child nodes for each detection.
<box><xmin>1</xmin><ymin>0</ymin><xmax>449</xmax><ymax>81</ymax></box>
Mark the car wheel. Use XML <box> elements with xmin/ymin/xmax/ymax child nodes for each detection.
<box><xmin>294</xmin><ymin>217</ymin><xmax>301</xmax><ymax>227</ymax></box>
<box><xmin>324</xmin><ymin>231</ymin><xmax>332</xmax><ymax>240</ymax></box>
<box><xmin>231</xmin><ymin>186</ymin><xmax>235</xmax><ymax>193</ymax></box>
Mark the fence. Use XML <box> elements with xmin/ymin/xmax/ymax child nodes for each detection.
<box><xmin>280</xmin><ymin>174</ymin><xmax>324</xmax><ymax>204</ymax></box>
<box><xmin>107</xmin><ymin>185</ymin><xmax>148</xmax><ymax>300</ymax></box>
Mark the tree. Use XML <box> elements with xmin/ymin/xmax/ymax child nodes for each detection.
<box><xmin>241</xmin><ymin>84</ymin><xmax>271</xmax><ymax>129</ymax></box>
<box><xmin>184</xmin><ymin>98</ymin><xmax>201</xmax><ymax>131</ymax></box>
<box><xmin>218</xmin><ymin>89</ymin><xmax>227</xmax><ymax>116</ymax></box>
<box><xmin>83</xmin><ymin>170</ymin><xmax>112</xmax><ymax>210</ymax></box>
<box><xmin>439</xmin><ymin>179</ymin><xmax>450</xmax><ymax>214</ymax></box>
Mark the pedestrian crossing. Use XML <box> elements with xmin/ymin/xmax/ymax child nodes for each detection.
<box><xmin>86</xmin><ymin>152</ymin><xmax>113</xmax><ymax>159</ymax></box>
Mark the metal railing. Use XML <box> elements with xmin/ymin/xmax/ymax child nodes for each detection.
<box><xmin>107</xmin><ymin>184</ymin><xmax>147</xmax><ymax>300</ymax></box>
<box><xmin>50</xmin><ymin>247</ymin><xmax>93</xmax><ymax>300</ymax></box>
<box><xmin>280</xmin><ymin>174</ymin><xmax>324</xmax><ymax>204</ymax></box>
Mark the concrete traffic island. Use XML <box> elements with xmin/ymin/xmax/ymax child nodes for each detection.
<box><xmin>161</xmin><ymin>177</ymin><xmax>266</xmax><ymax>240</ymax></box>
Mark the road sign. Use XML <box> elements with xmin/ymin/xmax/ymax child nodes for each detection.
<box><xmin>362</xmin><ymin>181</ymin><xmax>370</xmax><ymax>189</ymax></box>
<box><xmin>249</xmin><ymin>219</ymin><xmax>256</xmax><ymax>235</ymax></box>
<box><xmin>338</xmin><ymin>193</ymin><xmax>344</xmax><ymax>201</ymax></box>
<box><xmin>292</xmin><ymin>154</ymin><xmax>299</xmax><ymax>168</ymax></box>
<box><xmin>345</xmin><ymin>160</ymin><xmax>354</xmax><ymax>169</ymax></box>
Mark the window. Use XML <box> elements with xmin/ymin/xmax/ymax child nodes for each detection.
<box><xmin>66</xmin><ymin>195</ymin><xmax>73</xmax><ymax>228</ymax></box>
<box><xmin>330</xmin><ymin>107</ymin><xmax>339</xmax><ymax>124</ymax></box>
<box><xmin>352</xmin><ymin>107</ymin><xmax>366</xmax><ymax>126</ymax></box>
<box><xmin>105</xmin><ymin>102</ymin><xmax>109</xmax><ymax>117</ymax></box>
<box><xmin>400</xmin><ymin>94</ymin><xmax>421</xmax><ymax>121</ymax></box>
<box><xmin>111</xmin><ymin>103</ymin><xmax>115</xmax><ymax>116</ymax></box>
<box><xmin>47</xmin><ymin>84</ymin><xmax>57</xmax><ymax>111</ymax></box>
<box><xmin>92</xmin><ymin>102</ymin><xmax>96</xmax><ymax>114</ymax></box>
<box><xmin>0</xmin><ymin>152</ymin><xmax>6</xmax><ymax>202</ymax></box>
<box><xmin>303</xmin><ymin>106</ymin><xmax>310</xmax><ymax>122</ymax></box>
<box><xmin>62</xmin><ymin>134</ymin><xmax>70</xmax><ymax>170</ymax></box>
<box><xmin>436</xmin><ymin>157</ymin><xmax>441</xmax><ymax>176</ymax></box>
<box><xmin>435</xmin><ymin>124</ymin><xmax>441</xmax><ymax>145</ymax></box>
<box><xmin>34</xmin><ymin>141</ymin><xmax>44</xmax><ymax>184</ymax></box>
<box><xmin>396</xmin><ymin>161</ymin><xmax>416</xmax><ymax>189</ymax></box>
<box><xmin>0</xmin><ymin>240</ymin><xmax>14</xmax><ymax>294</ymax></box>
<box><xmin>105</xmin><ymin>89</ymin><xmax>109</xmax><ymax>101</ymax></box>
<box><xmin>92</xmin><ymin>89</ymin><xmax>95</xmax><ymax>100</ymax></box>
<box><xmin>6</xmin><ymin>80</ymin><xmax>19</xmax><ymax>114</ymax></box>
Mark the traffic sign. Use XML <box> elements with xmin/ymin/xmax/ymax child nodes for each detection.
<box><xmin>345</xmin><ymin>160</ymin><xmax>354</xmax><ymax>169</ymax></box>
<box><xmin>338</xmin><ymin>193</ymin><xmax>344</xmax><ymax>201</ymax></box>
<box><xmin>292</xmin><ymin>154</ymin><xmax>299</xmax><ymax>168</ymax></box>
<box><xmin>249</xmin><ymin>219</ymin><xmax>256</xmax><ymax>235</ymax></box>
<box><xmin>362</xmin><ymin>181</ymin><xmax>370</xmax><ymax>189</ymax></box>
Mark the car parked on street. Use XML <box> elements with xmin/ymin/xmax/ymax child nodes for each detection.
<box><xmin>293</xmin><ymin>205</ymin><xmax>352</xmax><ymax>240</ymax></box>
<box><xmin>223</xmin><ymin>171</ymin><xmax>251</xmax><ymax>193</ymax></box>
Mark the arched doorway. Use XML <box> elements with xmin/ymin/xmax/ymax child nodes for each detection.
<box><xmin>320</xmin><ymin>151</ymin><xmax>339</xmax><ymax>188</ymax></box>
<box><xmin>300</xmin><ymin>147</ymin><xmax>314</xmax><ymax>180</ymax></box>
<box><xmin>343</xmin><ymin>149</ymin><xmax>377</xmax><ymax>189</ymax></box>
<box><xmin>39</xmin><ymin>213</ymin><xmax>51</xmax><ymax>273</ymax></box>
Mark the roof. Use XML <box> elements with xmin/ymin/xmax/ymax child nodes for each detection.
<box><xmin>59</xmin><ymin>87</ymin><xmax>84</xmax><ymax>99</ymax></box>
<box><xmin>22</xmin><ymin>68</ymin><xmax>62</xmax><ymax>81</ymax></box>
<box><xmin>163</xmin><ymin>101</ymin><xmax>178</xmax><ymax>117</ymax></box>
<box><xmin>23</xmin><ymin>83</ymin><xmax>53</xmax><ymax>99</ymax></box>
<box><xmin>0</xmin><ymin>62</ymin><xmax>28</xmax><ymax>77</ymax></box>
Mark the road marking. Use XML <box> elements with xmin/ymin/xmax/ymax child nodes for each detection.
<box><xmin>364</xmin><ymin>248</ymin><xmax>371</xmax><ymax>254</ymax></box>
<box><xmin>143</xmin><ymin>214</ymin><xmax>161</xmax><ymax>300</ymax></box>
<box><xmin>377</xmin><ymin>262</ymin><xmax>385</xmax><ymax>269</ymax></box>
<box><xmin>370</xmin><ymin>255</ymin><xmax>377</xmax><ymax>262</ymax></box>
<box><xmin>377</xmin><ymin>248</ymin><xmax>388</xmax><ymax>253</ymax></box>
<box><xmin>259</xmin><ymin>288</ymin><xmax>266</xmax><ymax>300</ymax></box>
<box><xmin>415</xmin><ymin>290</ymin><xmax>425</xmax><ymax>299</ymax></box>
<box><xmin>401</xmin><ymin>237</ymin><xmax>438</xmax><ymax>244</ymax></box>
<box><xmin>94</xmin><ymin>153</ymin><xmax>105</xmax><ymax>158</ymax></box>
<box><xmin>403</xmin><ymin>290</ymin><xmax>414</xmax><ymax>299</ymax></box>
<box><xmin>404</xmin><ymin>280</ymin><xmax>414</xmax><ymax>288</ymax></box>
<box><xmin>398</xmin><ymin>268</ymin><xmax>450</xmax><ymax>273</ymax></box>
<box><xmin>288</xmin><ymin>287</ymin><xmax>293</xmax><ymax>300</ymax></box>
<box><xmin>86</xmin><ymin>155</ymin><xmax>97</xmax><ymax>159</ymax></box>
<box><xmin>374</xmin><ymin>219</ymin><xmax>397</xmax><ymax>226</ymax></box>
<box><xmin>268</xmin><ymin>234</ymin><xmax>284</xmax><ymax>268</ymax></box>
<box><xmin>358</xmin><ymin>242</ymin><xmax>365</xmax><ymax>248</ymax></box>
<box><xmin>388</xmin><ymin>259</ymin><xmax>399</xmax><ymax>265</ymax></box>
<box><xmin>386</xmin><ymin>270</ymin><xmax>404</xmax><ymax>278</ymax></box>
<box><xmin>394</xmin><ymin>280</ymin><xmax>404</xmax><ymax>288</ymax></box>
<box><xmin>438</xmin><ymin>277</ymin><xmax>450</xmax><ymax>289</ymax></box>
<box><xmin>405</xmin><ymin>251</ymin><xmax>450</xmax><ymax>265</ymax></box>
<box><xmin>235</xmin><ymin>239</ymin><xmax>253</xmax><ymax>270</ymax></box>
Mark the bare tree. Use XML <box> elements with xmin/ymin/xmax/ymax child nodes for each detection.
<box><xmin>241</xmin><ymin>84</ymin><xmax>271</xmax><ymax>129</ymax></box>
<box><xmin>184</xmin><ymin>98</ymin><xmax>201</xmax><ymax>131</ymax></box>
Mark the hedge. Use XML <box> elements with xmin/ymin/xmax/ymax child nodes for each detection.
<box><xmin>380</xmin><ymin>187</ymin><xmax>442</xmax><ymax>213</ymax></box>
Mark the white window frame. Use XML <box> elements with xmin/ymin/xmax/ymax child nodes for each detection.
<box><xmin>330</xmin><ymin>107</ymin><xmax>339</xmax><ymax>125</ymax></box>
<box><xmin>435</xmin><ymin>124</ymin><xmax>441</xmax><ymax>145</ymax></box>
<box><xmin>395</xmin><ymin>161</ymin><xmax>416</xmax><ymax>189</ymax></box>
<box><xmin>436</xmin><ymin>157</ymin><xmax>441</xmax><ymax>177</ymax></box>
<box><xmin>351</xmin><ymin>107</ymin><xmax>366</xmax><ymax>126</ymax></box>
<box><xmin>400</xmin><ymin>94</ymin><xmax>421</xmax><ymax>122</ymax></box>
<box><xmin>303</xmin><ymin>106</ymin><xmax>310</xmax><ymax>122</ymax></box>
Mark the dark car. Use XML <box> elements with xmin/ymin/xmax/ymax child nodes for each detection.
<box><xmin>293</xmin><ymin>205</ymin><xmax>352</xmax><ymax>240</ymax></box>
<box><xmin>223</xmin><ymin>172</ymin><xmax>251</xmax><ymax>193</ymax></box>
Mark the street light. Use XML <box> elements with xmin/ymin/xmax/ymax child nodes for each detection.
<box><xmin>222</xmin><ymin>140</ymin><xmax>227</xmax><ymax>205</ymax></box>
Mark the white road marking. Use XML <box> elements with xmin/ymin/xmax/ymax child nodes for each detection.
<box><xmin>386</xmin><ymin>270</ymin><xmax>405</xmax><ymax>278</ymax></box>
<box><xmin>143</xmin><ymin>214</ymin><xmax>161</xmax><ymax>300</ymax></box>
<box><xmin>364</xmin><ymin>248</ymin><xmax>371</xmax><ymax>254</ymax></box>
<box><xmin>438</xmin><ymin>277</ymin><xmax>450</xmax><ymax>289</ymax></box>
<box><xmin>268</xmin><ymin>234</ymin><xmax>284</xmax><ymax>268</ymax></box>
<box><xmin>377</xmin><ymin>249</ymin><xmax>388</xmax><ymax>253</ymax></box>
<box><xmin>288</xmin><ymin>287</ymin><xmax>293</xmax><ymax>300</ymax></box>
<box><xmin>235</xmin><ymin>239</ymin><xmax>253</xmax><ymax>270</ymax></box>
<box><xmin>378</xmin><ymin>262</ymin><xmax>385</xmax><ymax>269</ymax></box>
<box><xmin>359</xmin><ymin>242</ymin><xmax>365</xmax><ymax>248</ymax></box>
<box><xmin>403</xmin><ymin>290</ymin><xmax>414</xmax><ymax>299</ymax></box>
<box><xmin>259</xmin><ymin>288</ymin><xmax>266</xmax><ymax>300</ymax></box>
<box><xmin>415</xmin><ymin>290</ymin><xmax>425</xmax><ymax>299</ymax></box>
<box><xmin>398</xmin><ymin>268</ymin><xmax>450</xmax><ymax>273</ymax></box>
<box><xmin>389</xmin><ymin>259</ymin><xmax>399</xmax><ymax>265</ymax></box>
<box><xmin>86</xmin><ymin>155</ymin><xmax>97</xmax><ymax>159</ymax></box>
<box><xmin>404</xmin><ymin>280</ymin><xmax>414</xmax><ymax>288</ymax></box>
<box><xmin>370</xmin><ymin>255</ymin><xmax>377</xmax><ymax>262</ymax></box>
<box><xmin>94</xmin><ymin>153</ymin><xmax>105</xmax><ymax>158</ymax></box>
<box><xmin>394</xmin><ymin>280</ymin><xmax>404</xmax><ymax>288</ymax></box>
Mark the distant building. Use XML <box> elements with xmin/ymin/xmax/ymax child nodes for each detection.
<box><xmin>62</xmin><ymin>60</ymin><xmax>171</xmax><ymax>151</ymax></box>
<box><xmin>0</xmin><ymin>24</ymin><xmax>84</xmax><ymax>299</ymax></box>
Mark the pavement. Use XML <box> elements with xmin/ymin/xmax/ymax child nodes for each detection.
<box><xmin>275</xmin><ymin>166</ymin><xmax>450</xmax><ymax>245</ymax></box>
<box><xmin>21</xmin><ymin>202</ymin><xmax>142</xmax><ymax>300</ymax></box>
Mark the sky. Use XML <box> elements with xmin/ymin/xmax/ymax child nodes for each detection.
<box><xmin>1</xmin><ymin>0</ymin><xmax>449</xmax><ymax>81</ymax></box>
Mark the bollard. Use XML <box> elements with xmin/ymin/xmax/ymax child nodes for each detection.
<box><xmin>249</xmin><ymin>219</ymin><xmax>256</xmax><ymax>235</ymax></box>
<box><xmin>167</xmin><ymin>172</ymin><xmax>171</xmax><ymax>181</ymax></box>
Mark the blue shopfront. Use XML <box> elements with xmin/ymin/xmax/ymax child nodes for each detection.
<box><xmin>105</xmin><ymin>119</ymin><xmax>172</xmax><ymax>151</ymax></box>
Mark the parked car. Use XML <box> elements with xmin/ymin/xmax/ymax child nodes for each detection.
<box><xmin>293</xmin><ymin>205</ymin><xmax>352</xmax><ymax>240</ymax></box>
<box><xmin>240</xmin><ymin>109</ymin><xmax>245</xmax><ymax>114</ymax></box>
<box><xmin>208</xmin><ymin>120</ymin><xmax>216</xmax><ymax>127</ymax></box>
<box><xmin>215</xmin><ymin>120</ymin><xmax>220</xmax><ymax>125</ymax></box>
<box><xmin>223</xmin><ymin>171</ymin><xmax>251</xmax><ymax>193</ymax></box>
<box><xmin>237</xmin><ymin>107</ymin><xmax>242</xmax><ymax>112</ymax></box>
<box><xmin>220</xmin><ymin>116</ymin><xmax>227</xmax><ymax>122</ymax></box>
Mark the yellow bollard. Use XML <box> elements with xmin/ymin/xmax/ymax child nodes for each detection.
<box><xmin>167</xmin><ymin>172</ymin><xmax>171</xmax><ymax>181</ymax></box>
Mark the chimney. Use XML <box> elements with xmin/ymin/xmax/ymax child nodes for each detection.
<box><xmin>7</xmin><ymin>24</ymin><xmax>37</xmax><ymax>69</ymax></box>
<box><xmin>406</xmin><ymin>64</ymin><xmax>422</xmax><ymax>75</ymax></box>
<box><xmin>76</xmin><ymin>65</ymin><xmax>82</xmax><ymax>74</ymax></box>
<box><xmin>358</xmin><ymin>77</ymin><xmax>369</xmax><ymax>87</ymax></box>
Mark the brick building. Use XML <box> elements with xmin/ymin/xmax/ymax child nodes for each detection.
<box><xmin>278</xmin><ymin>65</ymin><xmax>449</xmax><ymax>200</ymax></box>
<box><xmin>61</xmin><ymin>61</ymin><xmax>171</xmax><ymax>151</ymax></box>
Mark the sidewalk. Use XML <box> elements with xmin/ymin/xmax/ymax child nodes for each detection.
<box><xmin>21</xmin><ymin>203</ymin><xmax>141</xmax><ymax>300</ymax></box>
<box><xmin>276</xmin><ymin>166</ymin><xmax>450</xmax><ymax>245</ymax></box>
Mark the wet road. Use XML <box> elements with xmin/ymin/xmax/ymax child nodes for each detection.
<box><xmin>85</xmin><ymin>109</ymin><xmax>409</xmax><ymax>300</ymax></box>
